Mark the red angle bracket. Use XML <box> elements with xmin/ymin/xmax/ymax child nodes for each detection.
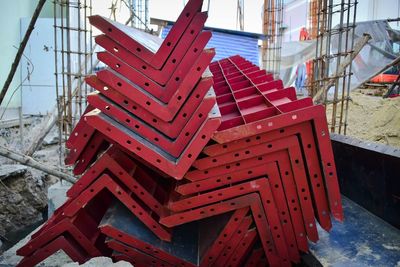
<box><xmin>96</xmin><ymin>47</ymin><xmax>215</xmax><ymax>118</ymax></box>
<box><xmin>95</xmin><ymin>12</ymin><xmax>209</xmax><ymax>85</ymax></box>
<box><xmin>211</xmin><ymin>103</ymin><xmax>343</xmax><ymax>222</ymax></box>
<box><xmin>67</xmin><ymin>146</ymin><xmax>169</xmax><ymax>218</ymax></box>
<box><xmin>16</xmin><ymin>236</ymin><xmax>90</xmax><ymax>267</ymax></box>
<box><xmin>87</xmin><ymin>88</ymin><xmax>216</xmax><ymax>158</ymax></box>
<box><xmin>85</xmin><ymin>75</ymin><xmax>213</xmax><ymax>139</ymax></box>
<box><xmin>63</xmin><ymin>173</ymin><xmax>172</xmax><ymax>241</ymax></box>
<box><xmin>83</xmin><ymin>108</ymin><xmax>221</xmax><ymax>179</ymax></box>
<box><xmin>89</xmin><ymin>0</ymin><xmax>204</xmax><ymax>69</ymax></box>
<box><xmin>160</xmin><ymin>193</ymin><xmax>290</xmax><ymax>267</ymax></box>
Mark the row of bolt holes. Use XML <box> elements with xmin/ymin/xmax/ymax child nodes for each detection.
<box><xmin>112</xmin><ymin>58</ymin><xmax>202</xmax><ymax>89</ymax></box>
<box><xmin>104</xmin><ymin>105</ymin><xmax>203</xmax><ymax>142</ymax></box>
<box><xmin>210</xmin><ymin>130</ymin><xmax>334</xmax><ymax>176</ymax></box>
<box><xmin>105</xmin><ymin>69</ymin><xmax>200</xmax><ymax>107</ymax></box>
<box><xmin>102</xmin><ymin>85</ymin><xmax>203</xmax><ymax>122</ymax></box>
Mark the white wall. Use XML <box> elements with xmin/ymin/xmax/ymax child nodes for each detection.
<box><xmin>282</xmin><ymin>0</ymin><xmax>400</xmax><ymax>42</ymax></box>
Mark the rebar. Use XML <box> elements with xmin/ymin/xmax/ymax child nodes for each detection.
<box><xmin>262</xmin><ymin>0</ymin><xmax>284</xmax><ymax>79</ymax></box>
<box><xmin>53</xmin><ymin>0</ymin><xmax>93</xmax><ymax>165</ymax></box>
<box><xmin>311</xmin><ymin>0</ymin><xmax>357</xmax><ymax>134</ymax></box>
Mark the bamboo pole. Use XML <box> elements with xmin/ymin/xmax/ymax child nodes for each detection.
<box><xmin>0</xmin><ymin>144</ymin><xmax>76</xmax><ymax>184</ymax></box>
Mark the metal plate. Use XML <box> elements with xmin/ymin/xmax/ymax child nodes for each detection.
<box><xmin>63</xmin><ymin>174</ymin><xmax>172</xmax><ymax>241</ymax></box>
<box><xmin>66</xmin><ymin>105</ymin><xmax>95</xmax><ymax>149</ymax></box>
<box><xmin>86</xmin><ymin>75</ymin><xmax>213</xmax><ymax>139</ymax></box>
<box><xmin>97</xmin><ymin>50</ymin><xmax>215</xmax><ymax>121</ymax></box>
<box><xmin>188</xmin><ymin>136</ymin><xmax>320</xmax><ymax>242</ymax></box>
<box><xmin>67</xmin><ymin>147</ymin><xmax>169</xmax><ymax>217</ymax></box>
<box><xmin>169</xmin><ymin>178</ymin><xmax>293</xmax><ymax>262</ymax></box>
<box><xmin>87</xmin><ymin>88</ymin><xmax>216</xmax><ymax>158</ymax></box>
<box><xmin>89</xmin><ymin>0</ymin><xmax>204</xmax><ymax>69</ymax></box>
<box><xmin>213</xmin><ymin>216</ymin><xmax>253</xmax><ymax>266</ymax></box>
<box><xmin>16</xmin><ymin>236</ymin><xmax>89</xmax><ymax>267</ymax></box>
<box><xmin>107</xmin><ymin>239</ymin><xmax>172</xmax><ymax>267</ymax></box>
<box><xmin>211</xmin><ymin>104</ymin><xmax>343</xmax><ymax>222</ymax></box>
<box><xmin>96</xmin><ymin>47</ymin><xmax>215</xmax><ymax>109</ymax></box>
<box><xmin>95</xmin><ymin>13</ymin><xmax>210</xmax><ymax>85</ymax></box>
<box><xmin>160</xmin><ymin>193</ymin><xmax>286</xmax><ymax>266</ymax></box>
<box><xmin>84</xmin><ymin>108</ymin><xmax>221</xmax><ymax>180</ymax></box>
<box><xmin>200</xmin><ymin>208</ymin><xmax>249</xmax><ymax>267</ymax></box>
<box><xmin>72</xmin><ymin>132</ymin><xmax>111</xmax><ymax>175</ymax></box>
<box><xmin>176</xmin><ymin>152</ymin><xmax>312</xmax><ymax>251</ymax></box>
<box><xmin>100</xmin><ymin>200</ymin><xmax>198</xmax><ymax>266</ymax></box>
<box><xmin>202</xmin><ymin>121</ymin><xmax>332</xmax><ymax>231</ymax></box>
<box><xmin>170</xmin><ymin>177</ymin><xmax>300</xmax><ymax>262</ymax></box>
<box><xmin>17</xmin><ymin>210</ymin><xmax>103</xmax><ymax>257</ymax></box>
<box><xmin>226</xmin><ymin>228</ymin><xmax>258</xmax><ymax>267</ymax></box>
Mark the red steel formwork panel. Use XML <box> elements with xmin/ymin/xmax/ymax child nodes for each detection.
<box><xmin>225</xmin><ymin>228</ymin><xmax>258</xmax><ymax>267</ymax></box>
<box><xmin>16</xmin><ymin>236</ymin><xmax>89</xmax><ymax>267</ymax></box>
<box><xmin>87</xmin><ymin>88</ymin><xmax>216</xmax><ymax>158</ymax></box>
<box><xmin>170</xmin><ymin>177</ymin><xmax>305</xmax><ymax>263</ymax></box>
<box><xmin>67</xmin><ymin>146</ymin><xmax>170</xmax><ymax>217</ymax></box>
<box><xmin>100</xmin><ymin>201</ymin><xmax>238</xmax><ymax>267</ymax></box>
<box><xmin>95</xmin><ymin>12</ymin><xmax>209</xmax><ymax>85</ymax></box>
<box><xmin>16</xmin><ymin>198</ymin><xmax>112</xmax><ymax>267</ymax></box>
<box><xmin>176</xmin><ymin>158</ymin><xmax>310</xmax><ymax>253</ymax></box>
<box><xmin>83</xmin><ymin>108</ymin><xmax>221</xmax><ymax>179</ymax></box>
<box><xmin>85</xmin><ymin>75</ymin><xmax>213</xmax><ymax>139</ymax></box>
<box><xmin>209</xmin><ymin>55</ymin><xmax>343</xmax><ymax>222</ymax></box>
<box><xmin>89</xmin><ymin>0</ymin><xmax>204</xmax><ymax>70</ymax></box>
<box><xmin>96</xmin><ymin>48</ymin><xmax>215</xmax><ymax>121</ymax></box>
<box><xmin>63</xmin><ymin>173</ymin><xmax>172</xmax><ymax>241</ymax></box>
<box><xmin>160</xmin><ymin>193</ymin><xmax>289</xmax><ymax>266</ymax></box>
<box><xmin>199</xmin><ymin>122</ymin><xmax>333</xmax><ymax>230</ymax></box>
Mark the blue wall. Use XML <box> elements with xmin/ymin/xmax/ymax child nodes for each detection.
<box><xmin>162</xmin><ymin>26</ymin><xmax>259</xmax><ymax>65</ymax></box>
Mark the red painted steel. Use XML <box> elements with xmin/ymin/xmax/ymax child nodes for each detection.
<box><xmin>87</xmin><ymin>88</ymin><xmax>216</xmax><ymax>157</ymax></box>
<box><xmin>171</xmin><ymin>177</ymin><xmax>301</xmax><ymax>262</ymax></box>
<box><xmin>63</xmin><ymin>174</ymin><xmax>172</xmax><ymax>241</ymax></box>
<box><xmin>209</xmin><ymin>56</ymin><xmax>342</xmax><ymax>222</ymax></box>
<box><xmin>89</xmin><ymin>0</ymin><xmax>204</xmax><ymax>69</ymax></box>
<box><xmin>96</xmin><ymin>49</ymin><xmax>215</xmax><ymax>122</ymax></box>
<box><xmin>200</xmin><ymin>208</ymin><xmax>249</xmax><ymax>267</ymax></box>
<box><xmin>244</xmin><ymin>248</ymin><xmax>264</xmax><ymax>267</ymax></box>
<box><xmin>84</xmin><ymin>109</ymin><xmax>221</xmax><ymax>179</ymax></box>
<box><xmin>85</xmin><ymin>75</ymin><xmax>213</xmax><ymax>139</ymax></box>
<box><xmin>66</xmin><ymin>105</ymin><xmax>95</xmax><ymax>149</ymax></box>
<box><xmin>72</xmin><ymin>132</ymin><xmax>111</xmax><ymax>175</ymax></box>
<box><xmin>160</xmin><ymin>193</ymin><xmax>288</xmax><ymax>266</ymax></box>
<box><xmin>211</xmin><ymin>104</ymin><xmax>343</xmax><ymax>222</ymax></box>
<box><xmin>226</xmin><ymin>229</ymin><xmax>258</xmax><ymax>267</ymax></box>
<box><xmin>170</xmin><ymin>177</ymin><xmax>298</xmax><ymax>262</ymax></box>
<box><xmin>201</xmin><ymin>122</ymin><xmax>332</xmax><ymax>230</ymax></box>
<box><xmin>176</xmin><ymin>153</ymin><xmax>312</xmax><ymax>251</ymax></box>
<box><xmin>18</xmin><ymin>211</ymin><xmax>103</xmax><ymax>257</ymax></box>
<box><xmin>100</xmin><ymin>226</ymin><xmax>196</xmax><ymax>267</ymax></box>
<box><xmin>95</xmin><ymin>13</ymin><xmax>209</xmax><ymax>85</ymax></box>
<box><xmin>67</xmin><ymin>147</ymin><xmax>169</xmax><ymax>217</ymax></box>
<box><xmin>213</xmin><ymin>216</ymin><xmax>253</xmax><ymax>266</ymax></box>
<box><xmin>107</xmin><ymin>240</ymin><xmax>172</xmax><ymax>267</ymax></box>
<box><xmin>16</xmin><ymin>236</ymin><xmax>89</xmax><ymax>267</ymax></box>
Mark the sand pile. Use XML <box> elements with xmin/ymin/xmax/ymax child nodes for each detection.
<box><xmin>328</xmin><ymin>92</ymin><xmax>400</xmax><ymax>148</ymax></box>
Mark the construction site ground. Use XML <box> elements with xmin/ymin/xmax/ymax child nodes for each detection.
<box><xmin>327</xmin><ymin>90</ymin><xmax>400</xmax><ymax>148</ymax></box>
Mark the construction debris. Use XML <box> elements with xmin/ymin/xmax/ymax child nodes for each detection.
<box><xmin>327</xmin><ymin>91</ymin><xmax>400</xmax><ymax>148</ymax></box>
<box><xmin>0</xmin><ymin>145</ymin><xmax>76</xmax><ymax>184</ymax></box>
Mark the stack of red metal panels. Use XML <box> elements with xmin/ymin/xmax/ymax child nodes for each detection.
<box><xmin>16</xmin><ymin>0</ymin><xmax>343</xmax><ymax>266</ymax></box>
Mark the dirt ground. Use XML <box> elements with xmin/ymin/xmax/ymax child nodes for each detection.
<box><xmin>327</xmin><ymin>91</ymin><xmax>400</xmax><ymax>148</ymax></box>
